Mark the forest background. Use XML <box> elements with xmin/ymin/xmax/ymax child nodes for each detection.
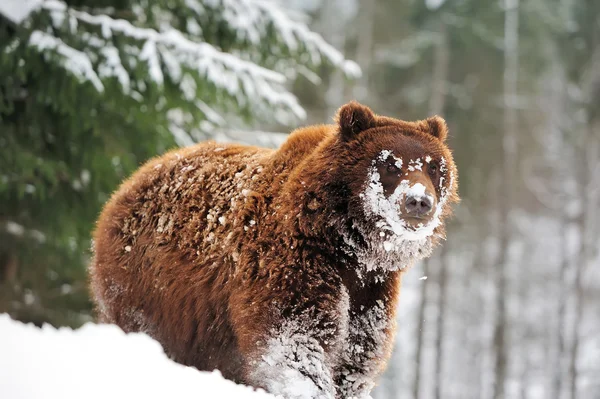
<box><xmin>0</xmin><ymin>1</ymin><xmax>599</xmax><ymax>398</ymax></box>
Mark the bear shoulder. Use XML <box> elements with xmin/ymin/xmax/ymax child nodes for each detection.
<box><xmin>273</xmin><ymin>124</ymin><xmax>335</xmax><ymax>165</ymax></box>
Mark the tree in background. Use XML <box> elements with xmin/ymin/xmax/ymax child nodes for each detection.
<box><xmin>0</xmin><ymin>0</ymin><xmax>358</xmax><ymax>326</ymax></box>
<box><xmin>1</xmin><ymin>0</ymin><xmax>599</xmax><ymax>397</ymax></box>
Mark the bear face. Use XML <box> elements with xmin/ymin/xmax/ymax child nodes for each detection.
<box><xmin>334</xmin><ymin>102</ymin><xmax>458</xmax><ymax>272</ymax></box>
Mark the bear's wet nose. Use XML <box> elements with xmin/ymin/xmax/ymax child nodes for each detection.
<box><xmin>405</xmin><ymin>194</ymin><xmax>433</xmax><ymax>216</ymax></box>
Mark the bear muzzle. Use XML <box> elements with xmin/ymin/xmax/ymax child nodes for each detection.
<box><xmin>399</xmin><ymin>178</ymin><xmax>437</xmax><ymax>227</ymax></box>
<box><xmin>404</xmin><ymin>194</ymin><xmax>433</xmax><ymax>216</ymax></box>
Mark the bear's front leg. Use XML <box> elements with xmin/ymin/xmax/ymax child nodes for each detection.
<box><xmin>335</xmin><ymin>299</ymin><xmax>396</xmax><ymax>399</ymax></box>
<box><xmin>247</xmin><ymin>315</ymin><xmax>338</xmax><ymax>399</ymax></box>
<box><xmin>232</xmin><ymin>277</ymin><xmax>349</xmax><ymax>399</ymax></box>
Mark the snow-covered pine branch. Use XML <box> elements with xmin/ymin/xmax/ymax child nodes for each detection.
<box><xmin>180</xmin><ymin>0</ymin><xmax>361</xmax><ymax>77</ymax></box>
<box><xmin>35</xmin><ymin>0</ymin><xmax>304</xmax><ymax>119</ymax></box>
<box><xmin>10</xmin><ymin>0</ymin><xmax>359</xmax><ymax>137</ymax></box>
<box><xmin>28</xmin><ymin>30</ymin><xmax>105</xmax><ymax>92</ymax></box>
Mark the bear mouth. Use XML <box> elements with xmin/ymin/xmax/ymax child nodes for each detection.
<box><xmin>402</xmin><ymin>215</ymin><xmax>432</xmax><ymax>227</ymax></box>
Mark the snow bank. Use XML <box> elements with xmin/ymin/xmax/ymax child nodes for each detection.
<box><xmin>0</xmin><ymin>314</ymin><xmax>274</xmax><ymax>399</ymax></box>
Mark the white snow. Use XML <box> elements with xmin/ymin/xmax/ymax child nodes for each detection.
<box><xmin>361</xmin><ymin>173</ymin><xmax>422</xmax><ymax>240</ymax></box>
<box><xmin>3</xmin><ymin>221</ymin><xmax>46</xmax><ymax>243</ymax></box>
<box><xmin>139</xmin><ymin>40</ymin><xmax>164</xmax><ymax>85</ymax></box>
<box><xmin>0</xmin><ymin>0</ymin><xmax>43</xmax><ymax>24</ymax></box>
<box><xmin>405</xmin><ymin>183</ymin><xmax>433</xmax><ymax>205</ymax></box>
<box><xmin>168</xmin><ymin>123</ymin><xmax>196</xmax><ymax>147</ymax></box>
<box><xmin>425</xmin><ymin>0</ymin><xmax>446</xmax><ymax>11</ymax></box>
<box><xmin>0</xmin><ymin>314</ymin><xmax>275</xmax><ymax>399</ymax></box>
<box><xmin>5</xmin><ymin>221</ymin><xmax>25</xmax><ymax>236</ymax></box>
<box><xmin>166</xmin><ymin>108</ymin><xmax>196</xmax><ymax>146</ymax></box>
<box><xmin>251</xmin><ymin>317</ymin><xmax>336</xmax><ymax>399</ymax></box>
<box><xmin>407</xmin><ymin>158</ymin><xmax>423</xmax><ymax>172</ymax></box>
<box><xmin>379</xmin><ymin>149</ymin><xmax>403</xmax><ymax>169</ymax></box>
<box><xmin>98</xmin><ymin>46</ymin><xmax>131</xmax><ymax>92</ymax></box>
<box><xmin>28</xmin><ymin>31</ymin><xmax>104</xmax><ymax>92</ymax></box>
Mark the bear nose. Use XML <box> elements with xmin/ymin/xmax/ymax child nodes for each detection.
<box><xmin>405</xmin><ymin>195</ymin><xmax>433</xmax><ymax>216</ymax></box>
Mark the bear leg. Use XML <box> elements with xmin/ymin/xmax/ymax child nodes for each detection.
<box><xmin>335</xmin><ymin>300</ymin><xmax>395</xmax><ymax>399</ymax></box>
<box><xmin>244</xmin><ymin>314</ymin><xmax>338</xmax><ymax>399</ymax></box>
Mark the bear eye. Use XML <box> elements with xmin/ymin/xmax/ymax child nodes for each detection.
<box><xmin>428</xmin><ymin>162</ymin><xmax>438</xmax><ymax>175</ymax></box>
<box><xmin>386</xmin><ymin>164</ymin><xmax>400</xmax><ymax>174</ymax></box>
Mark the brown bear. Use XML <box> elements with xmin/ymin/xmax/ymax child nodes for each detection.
<box><xmin>90</xmin><ymin>101</ymin><xmax>459</xmax><ymax>399</ymax></box>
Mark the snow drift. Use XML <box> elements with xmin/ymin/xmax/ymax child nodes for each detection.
<box><xmin>0</xmin><ymin>314</ymin><xmax>274</xmax><ymax>399</ymax></box>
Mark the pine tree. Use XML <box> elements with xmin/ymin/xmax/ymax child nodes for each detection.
<box><xmin>0</xmin><ymin>0</ymin><xmax>359</xmax><ymax>326</ymax></box>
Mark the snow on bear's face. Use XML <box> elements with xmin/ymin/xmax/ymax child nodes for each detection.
<box><xmin>336</xmin><ymin>102</ymin><xmax>458</xmax><ymax>272</ymax></box>
<box><xmin>361</xmin><ymin>147</ymin><xmax>453</xmax><ymax>242</ymax></box>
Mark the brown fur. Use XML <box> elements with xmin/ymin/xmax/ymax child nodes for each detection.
<box><xmin>90</xmin><ymin>101</ymin><xmax>459</xmax><ymax>399</ymax></box>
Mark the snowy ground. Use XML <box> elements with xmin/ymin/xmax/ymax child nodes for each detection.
<box><xmin>0</xmin><ymin>314</ymin><xmax>274</xmax><ymax>399</ymax></box>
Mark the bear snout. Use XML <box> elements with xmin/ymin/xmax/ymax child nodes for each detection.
<box><xmin>404</xmin><ymin>194</ymin><xmax>433</xmax><ymax>216</ymax></box>
<box><xmin>400</xmin><ymin>181</ymin><xmax>437</xmax><ymax>224</ymax></box>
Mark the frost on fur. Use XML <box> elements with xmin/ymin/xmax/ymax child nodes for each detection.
<box><xmin>249</xmin><ymin>317</ymin><xmax>337</xmax><ymax>399</ymax></box>
<box><xmin>337</xmin><ymin>300</ymin><xmax>393</xmax><ymax>399</ymax></box>
<box><xmin>342</xmin><ymin>150</ymin><xmax>455</xmax><ymax>275</ymax></box>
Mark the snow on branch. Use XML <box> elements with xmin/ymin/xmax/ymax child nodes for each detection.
<box><xmin>190</xmin><ymin>0</ymin><xmax>361</xmax><ymax>77</ymax></box>
<box><xmin>37</xmin><ymin>0</ymin><xmax>306</xmax><ymax>119</ymax></box>
<box><xmin>166</xmin><ymin>99</ymin><xmax>231</xmax><ymax>145</ymax></box>
<box><xmin>28</xmin><ymin>31</ymin><xmax>104</xmax><ymax>92</ymax></box>
<box><xmin>0</xmin><ymin>0</ymin><xmax>43</xmax><ymax>24</ymax></box>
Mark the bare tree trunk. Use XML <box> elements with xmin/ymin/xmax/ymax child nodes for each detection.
<box><xmin>0</xmin><ymin>251</ymin><xmax>18</xmax><ymax>314</ymax></box>
<box><xmin>431</xmin><ymin>25</ymin><xmax>450</xmax><ymax>399</ymax></box>
<box><xmin>320</xmin><ymin>0</ymin><xmax>351</xmax><ymax>118</ymax></box>
<box><xmin>413</xmin><ymin>258</ymin><xmax>430</xmax><ymax>399</ymax></box>
<box><xmin>386</xmin><ymin>341</ymin><xmax>403</xmax><ymax>399</ymax></box>
<box><xmin>493</xmin><ymin>1</ymin><xmax>519</xmax><ymax>398</ymax></box>
<box><xmin>471</xmin><ymin>236</ymin><xmax>488</xmax><ymax>399</ymax></box>
<box><xmin>433</xmin><ymin>244</ymin><xmax>449</xmax><ymax>399</ymax></box>
<box><xmin>352</xmin><ymin>0</ymin><xmax>376</xmax><ymax>102</ymax></box>
<box><xmin>568</xmin><ymin>221</ymin><xmax>584</xmax><ymax>399</ymax></box>
<box><xmin>549</xmin><ymin>48</ymin><xmax>569</xmax><ymax>399</ymax></box>
<box><xmin>0</xmin><ymin>252</ymin><xmax>17</xmax><ymax>284</ymax></box>
<box><xmin>520</xmin><ymin>355</ymin><xmax>530</xmax><ymax>399</ymax></box>
<box><xmin>465</xmin><ymin>174</ymin><xmax>497</xmax><ymax>399</ymax></box>
<box><xmin>569</xmin><ymin>121</ymin><xmax>599</xmax><ymax>399</ymax></box>
<box><xmin>429</xmin><ymin>24</ymin><xmax>449</xmax><ymax>118</ymax></box>
<box><xmin>553</xmin><ymin>211</ymin><xmax>570</xmax><ymax>399</ymax></box>
<box><xmin>413</xmin><ymin>22</ymin><xmax>450</xmax><ymax>399</ymax></box>
<box><xmin>568</xmin><ymin>147</ymin><xmax>587</xmax><ymax>399</ymax></box>
<box><xmin>514</xmin><ymin>239</ymin><xmax>534</xmax><ymax>399</ymax></box>
<box><xmin>568</xmin><ymin>22</ymin><xmax>600</xmax><ymax>398</ymax></box>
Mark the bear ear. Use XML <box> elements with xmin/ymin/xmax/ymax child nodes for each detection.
<box><xmin>426</xmin><ymin>116</ymin><xmax>448</xmax><ymax>142</ymax></box>
<box><xmin>336</xmin><ymin>101</ymin><xmax>376</xmax><ymax>141</ymax></box>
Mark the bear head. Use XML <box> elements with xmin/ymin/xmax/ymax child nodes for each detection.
<box><xmin>334</xmin><ymin>101</ymin><xmax>459</xmax><ymax>271</ymax></box>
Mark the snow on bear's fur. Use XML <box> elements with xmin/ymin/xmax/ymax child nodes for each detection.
<box><xmin>90</xmin><ymin>101</ymin><xmax>459</xmax><ymax>399</ymax></box>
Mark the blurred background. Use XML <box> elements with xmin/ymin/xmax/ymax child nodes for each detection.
<box><xmin>0</xmin><ymin>0</ymin><xmax>599</xmax><ymax>398</ymax></box>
